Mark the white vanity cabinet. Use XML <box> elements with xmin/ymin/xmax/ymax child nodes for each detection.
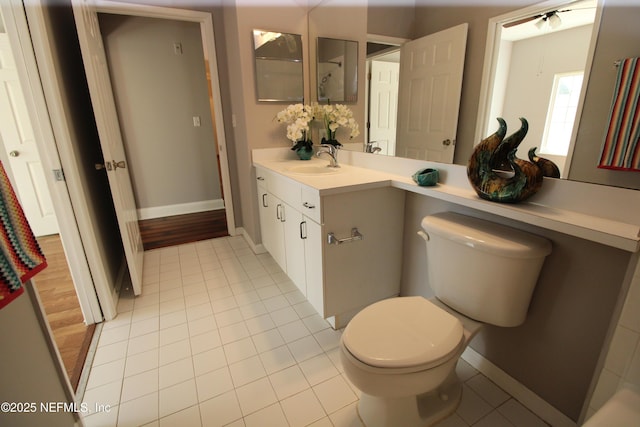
<box><xmin>255</xmin><ymin>167</ymin><xmax>312</xmax><ymax>295</ymax></box>
<box><xmin>255</xmin><ymin>165</ymin><xmax>405</xmax><ymax>328</ymax></box>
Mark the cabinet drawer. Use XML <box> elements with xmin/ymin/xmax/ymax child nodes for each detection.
<box><xmin>269</xmin><ymin>173</ymin><xmax>302</xmax><ymax>209</ymax></box>
<box><xmin>300</xmin><ymin>186</ymin><xmax>321</xmax><ymax>223</ymax></box>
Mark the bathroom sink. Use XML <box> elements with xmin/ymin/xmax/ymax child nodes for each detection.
<box><xmin>286</xmin><ymin>165</ymin><xmax>342</xmax><ymax>175</ymax></box>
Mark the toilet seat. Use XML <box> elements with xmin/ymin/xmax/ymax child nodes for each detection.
<box><xmin>342</xmin><ymin>296</ymin><xmax>464</xmax><ymax>371</ymax></box>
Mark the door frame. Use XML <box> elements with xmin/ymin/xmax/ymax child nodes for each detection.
<box><xmin>2</xmin><ymin>1</ymin><xmax>104</xmax><ymax>323</ymax></box>
<box><xmin>93</xmin><ymin>0</ymin><xmax>236</xmax><ymax>236</ymax></box>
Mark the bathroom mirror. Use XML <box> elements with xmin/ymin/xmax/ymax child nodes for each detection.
<box><xmin>316</xmin><ymin>37</ymin><xmax>358</xmax><ymax>103</ymax></box>
<box><xmin>475</xmin><ymin>0</ymin><xmax>598</xmax><ymax>178</ymax></box>
<box><xmin>252</xmin><ymin>29</ymin><xmax>303</xmax><ymax>102</ymax></box>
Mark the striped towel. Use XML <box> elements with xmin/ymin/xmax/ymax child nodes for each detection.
<box><xmin>0</xmin><ymin>161</ymin><xmax>47</xmax><ymax>309</ymax></box>
<box><xmin>598</xmin><ymin>57</ymin><xmax>640</xmax><ymax>171</ymax></box>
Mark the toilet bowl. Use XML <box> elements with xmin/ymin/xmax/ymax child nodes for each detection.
<box><xmin>341</xmin><ymin>296</ymin><xmax>483</xmax><ymax>427</ymax></box>
<box><xmin>340</xmin><ymin>212</ymin><xmax>552</xmax><ymax>427</ymax></box>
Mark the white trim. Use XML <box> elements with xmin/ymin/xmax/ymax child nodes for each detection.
<box><xmin>94</xmin><ymin>0</ymin><xmax>237</xmax><ymax>237</ymax></box>
<box><xmin>137</xmin><ymin>199</ymin><xmax>225</xmax><ymax>220</ymax></box>
<box><xmin>462</xmin><ymin>346</ymin><xmax>577</xmax><ymax>427</ymax></box>
<box><xmin>366</xmin><ymin>33</ymin><xmax>410</xmax><ymax>46</ymax></box>
<box><xmin>237</xmin><ymin>227</ymin><xmax>267</xmax><ymax>255</ymax></box>
<box><xmin>6</xmin><ymin>1</ymin><xmax>105</xmax><ymax>324</ymax></box>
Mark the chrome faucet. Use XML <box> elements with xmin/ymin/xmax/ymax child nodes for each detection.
<box><xmin>365</xmin><ymin>141</ymin><xmax>382</xmax><ymax>154</ymax></box>
<box><xmin>316</xmin><ymin>144</ymin><xmax>340</xmax><ymax>167</ymax></box>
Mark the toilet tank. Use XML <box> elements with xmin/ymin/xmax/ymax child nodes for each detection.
<box><xmin>421</xmin><ymin>212</ymin><xmax>552</xmax><ymax>327</ymax></box>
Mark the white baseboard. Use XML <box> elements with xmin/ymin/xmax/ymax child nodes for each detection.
<box><xmin>236</xmin><ymin>227</ymin><xmax>267</xmax><ymax>254</ymax></box>
<box><xmin>462</xmin><ymin>347</ymin><xmax>577</xmax><ymax>427</ymax></box>
<box><xmin>137</xmin><ymin>199</ymin><xmax>225</xmax><ymax>220</ymax></box>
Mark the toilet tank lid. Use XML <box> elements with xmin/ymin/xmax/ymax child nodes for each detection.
<box><xmin>422</xmin><ymin>212</ymin><xmax>552</xmax><ymax>259</ymax></box>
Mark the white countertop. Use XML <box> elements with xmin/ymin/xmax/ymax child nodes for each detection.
<box><xmin>253</xmin><ymin>149</ymin><xmax>640</xmax><ymax>252</ymax></box>
<box><xmin>253</xmin><ymin>158</ymin><xmax>393</xmax><ymax>195</ymax></box>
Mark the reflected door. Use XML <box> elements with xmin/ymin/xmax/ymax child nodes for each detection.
<box><xmin>396</xmin><ymin>23</ymin><xmax>468</xmax><ymax>163</ymax></box>
<box><xmin>369</xmin><ymin>60</ymin><xmax>399</xmax><ymax>156</ymax></box>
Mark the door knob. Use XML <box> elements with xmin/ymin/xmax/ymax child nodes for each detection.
<box><xmin>442</xmin><ymin>139</ymin><xmax>452</xmax><ymax>146</ymax></box>
<box><xmin>9</xmin><ymin>150</ymin><xmax>19</xmax><ymax>157</ymax></box>
<box><xmin>112</xmin><ymin>160</ymin><xmax>126</xmax><ymax>169</ymax></box>
<box><xmin>95</xmin><ymin>162</ymin><xmax>113</xmax><ymax>171</ymax></box>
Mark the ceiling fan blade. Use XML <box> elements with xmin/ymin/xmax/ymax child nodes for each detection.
<box><xmin>503</xmin><ymin>14</ymin><xmax>543</xmax><ymax>28</ymax></box>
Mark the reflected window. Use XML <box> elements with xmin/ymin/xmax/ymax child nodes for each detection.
<box><xmin>541</xmin><ymin>72</ymin><xmax>584</xmax><ymax>155</ymax></box>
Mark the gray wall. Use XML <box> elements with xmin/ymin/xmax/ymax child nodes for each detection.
<box><xmin>99</xmin><ymin>14</ymin><xmax>222</xmax><ymax>212</ymax></box>
<box><xmin>400</xmin><ymin>194</ymin><xmax>630</xmax><ymax>421</ymax></box>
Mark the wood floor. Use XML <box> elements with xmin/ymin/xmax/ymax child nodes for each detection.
<box><xmin>34</xmin><ymin>235</ymin><xmax>95</xmax><ymax>391</ymax></box>
<box><xmin>139</xmin><ymin>209</ymin><xmax>229</xmax><ymax>250</ymax></box>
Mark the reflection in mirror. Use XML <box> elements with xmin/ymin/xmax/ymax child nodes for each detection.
<box><xmin>366</xmin><ymin>43</ymin><xmax>401</xmax><ymax>156</ymax></box>
<box><xmin>476</xmin><ymin>0</ymin><xmax>597</xmax><ymax>178</ymax></box>
<box><xmin>365</xmin><ymin>24</ymin><xmax>467</xmax><ymax>164</ymax></box>
<box><xmin>316</xmin><ymin>37</ymin><xmax>358</xmax><ymax>103</ymax></box>
<box><xmin>253</xmin><ymin>30</ymin><xmax>303</xmax><ymax>102</ymax></box>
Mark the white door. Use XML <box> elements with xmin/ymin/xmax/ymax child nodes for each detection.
<box><xmin>72</xmin><ymin>0</ymin><xmax>143</xmax><ymax>295</ymax></box>
<box><xmin>396</xmin><ymin>23</ymin><xmax>468</xmax><ymax>163</ymax></box>
<box><xmin>369</xmin><ymin>60</ymin><xmax>400</xmax><ymax>156</ymax></box>
<box><xmin>0</xmin><ymin>33</ymin><xmax>57</xmax><ymax>236</ymax></box>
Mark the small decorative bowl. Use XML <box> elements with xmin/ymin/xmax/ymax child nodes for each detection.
<box><xmin>412</xmin><ymin>168</ymin><xmax>439</xmax><ymax>186</ymax></box>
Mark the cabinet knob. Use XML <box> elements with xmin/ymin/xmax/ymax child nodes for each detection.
<box><xmin>303</xmin><ymin>202</ymin><xmax>315</xmax><ymax>209</ymax></box>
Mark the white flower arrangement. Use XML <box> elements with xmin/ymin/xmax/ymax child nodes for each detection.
<box><xmin>275</xmin><ymin>103</ymin><xmax>360</xmax><ymax>153</ymax></box>
<box><xmin>315</xmin><ymin>103</ymin><xmax>360</xmax><ymax>147</ymax></box>
<box><xmin>275</xmin><ymin>104</ymin><xmax>314</xmax><ymax>149</ymax></box>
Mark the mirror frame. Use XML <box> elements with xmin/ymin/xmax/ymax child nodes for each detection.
<box><xmin>316</xmin><ymin>36</ymin><xmax>359</xmax><ymax>103</ymax></box>
<box><xmin>474</xmin><ymin>0</ymin><xmax>604</xmax><ymax>177</ymax></box>
<box><xmin>252</xmin><ymin>29</ymin><xmax>304</xmax><ymax>102</ymax></box>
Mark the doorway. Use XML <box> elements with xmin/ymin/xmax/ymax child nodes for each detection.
<box><xmin>97</xmin><ymin>13</ymin><xmax>228</xmax><ymax>245</ymax></box>
<box><xmin>72</xmin><ymin>1</ymin><xmax>236</xmax><ymax>307</ymax></box>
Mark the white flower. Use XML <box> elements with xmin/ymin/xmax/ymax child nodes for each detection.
<box><xmin>276</xmin><ymin>104</ymin><xmax>314</xmax><ymax>143</ymax></box>
<box><xmin>314</xmin><ymin>103</ymin><xmax>359</xmax><ymax>141</ymax></box>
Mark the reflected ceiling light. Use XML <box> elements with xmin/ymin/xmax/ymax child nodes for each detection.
<box><xmin>534</xmin><ymin>11</ymin><xmax>562</xmax><ymax>31</ymax></box>
<box><xmin>254</xmin><ymin>31</ymin><xmax>282</xmax><ymax>50</ymax></box>
<box><xmin>548</xmin><ymin>12</ymin><xmax>562</xmax><ymax>29</ymax></box>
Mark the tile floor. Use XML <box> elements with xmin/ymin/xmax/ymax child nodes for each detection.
<box><xmin>80</xmin><ymin>236</ymin><xmax>549</xmax><ymax>427</ymax></box>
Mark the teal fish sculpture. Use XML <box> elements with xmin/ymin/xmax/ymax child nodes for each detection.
<box><xmin>467</xmin><ymin>117</ymin><xmax>543</xmax><ymax>203</ymax></box>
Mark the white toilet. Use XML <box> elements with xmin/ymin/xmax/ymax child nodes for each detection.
<box><xmin>340</xmin><ymin>212</ymin><xmax>552</xmax><ymax>427</ymax></box>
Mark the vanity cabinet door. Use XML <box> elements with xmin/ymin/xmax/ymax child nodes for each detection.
<box><xmin>282</xmin><ymin>204</ymin><xmax>306</xmax><ymax>295</ymax></box>
<box><xmin>257</xmin><ymin>190</ymin><xmax>286</xmax><ymax>272</ymax></box>
<box><xmin>304</xmin><ymin>218</ymin><xmax>324</xmax><ymax>317</ymax></box>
